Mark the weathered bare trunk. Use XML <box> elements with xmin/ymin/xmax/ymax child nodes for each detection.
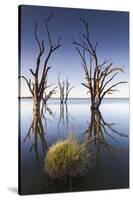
<box><xmin>58</xmin><ymin>76</ymin><xmax>74</xmax><ymax>104</ymax></box>
<box><xmin>20</xmin><ymin>15</ymin><xmax>61</xmax><ymax>117</ymax></box>
<box><xmin>91</xmin><ymin>100</ymin><xmax>100</xmax><ymax>110</ymax></box>
<box><xmin>64</xmin><ymin>96</ymin><xmax>68</xmax><ymax>104</ymax></box>
<box><xmin>33</xmin><ymin>97</ymin><xmax>41</xmax><ymax>115</ymax></box>
<box><xmin>73</xmin><ymin>17</ymin><xmax>127</xmax><ymax>110</ymax></box>
<box><xmin>91</xmin><ymin>94</ymin><xmax>101</xmax><ymax>110</ymax></box>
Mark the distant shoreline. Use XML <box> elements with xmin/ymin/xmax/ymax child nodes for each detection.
<box><xmin>18</xmin><ymin>97</ymin><xmax>129</xmax><ymax>100</ymax></box>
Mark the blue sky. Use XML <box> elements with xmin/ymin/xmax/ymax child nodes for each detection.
<box><xmin>20</xmin><ymin>5</ymin><xmax>129</xmax><ymax>98</ymax></box>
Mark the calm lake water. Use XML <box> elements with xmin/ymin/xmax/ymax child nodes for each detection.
<box><xmin>19</xmin><ymin>98</ymin><xmax>129</xmax><ymax>195</ymax></box>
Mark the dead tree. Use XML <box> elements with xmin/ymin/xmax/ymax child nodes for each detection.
<box><xmin>58</xmin><ymin>75</ymin><xmax>65</xmax><ymax>104</ymax></box>
<box><xmin>64</xmin><ymin>77</ymin><xmax>75</xmax><ymax>103</ymax></box>
<box><xmin>58</xmin><ymin>75</ymin><xmax>74</xmax><ymax>104</ymax></box>
<box><xmin>19</xmin><ymin>15</ymin><xmax>61</xmax><ymax>114</ymax></box>
<box><xmin>73</xmin><ymin>17</ymin><xmax>127</xmax><ymax>110</ymax></box>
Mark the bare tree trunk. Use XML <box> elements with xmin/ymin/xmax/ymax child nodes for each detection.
<box><xmin>58</xmin><ymin>76</ymin><xmax>74</xmax><ymax>104</ymax></box>
<box><xmin>73</xmin><ymin>17</ymin><xmax>127</xmax><ymax>110</ymax></box>
<box><xmin>64</xmin><ymin>78</ymin><xmax>74</xmax><ymax>104</ymax></box>
<box><xmin>33</xmin><ymin>93</ymin><xmax>40</xmax><ymax>115</ymax></box>
<box><xmin>58</xmin><ymin>75</ymin><xmax>65</xmax><ymax>104</ymax></box>
<box><xmin>19</xmin><ymin>15</ymin><xmax>61</xmax><ymax>115</ymax></box>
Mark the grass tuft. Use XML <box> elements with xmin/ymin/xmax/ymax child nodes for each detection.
<box><xmin>44</xmin><ymin>134</ymin><xmax>88</xmax><ymax>178</ymax></box>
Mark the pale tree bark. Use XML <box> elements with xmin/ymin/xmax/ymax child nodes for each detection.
<box><xmin>58</xmin><ymin>75</ymin><xmax>65</xmax><ymax>104</ymax></box>
<box><xmin>73</xmin><ymin>17</ymin><xmax>127</xmax><ymax>110</ymax></box>
<box><xmin>19</xmin><ymin>14</ymin><xmax>61</xmax><ymax>115</ymax></box>
<box><xmin>58</xmin><ymin>75</ymin><xmax>74</xmax><ymax>104</ymax></box>
<box><xmin>64</xmin><ymin>77</ymin><xmax>75</xmax><ymax>103</ymax></box>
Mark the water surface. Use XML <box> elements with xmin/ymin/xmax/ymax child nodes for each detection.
<box><xmin>19</xmin><ymin>98</ymin><xmax>129</xmax><ymax>194</ymax></box>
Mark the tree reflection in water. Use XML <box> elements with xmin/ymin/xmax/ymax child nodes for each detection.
<box><xmin>83</xmin><ymin>109</ymin><xmax>128</xmax><ymax>166</ymax></box>
<box><xmin>58</xmin><ymin>103</ymin><xmax>73</xmax><ymax>138</ymax></box>
<box><xmin>22</xmin><ymin>104</ymin><xmax>128</xmax><ymax>192</ymax></box>
<box><xmin>23</xmin><ymin>106</ymin><xmax>53</xmax><ymax>167</ymax></box>
<box><xmin>23</xmin><ymin>103</ymin><xmax>72</xmax><ymax>166</ymax></box>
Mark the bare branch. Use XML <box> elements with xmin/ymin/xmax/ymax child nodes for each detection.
<box><xmin>19</xmin><ymin>75</ymin><xmax>34</xmax><ymax>96</ymax></box>
<box><xmin>73</xmin><ymin>37</ymin><xmax>93</xmax><ymax>55</ymax></box>
<box><xmin>94</xmin><ymin>42</ymin><xmax>98</xmax><ymax>52</ymax></box>
<box><xmin>39</xmin><ymin>16</ymin><xmax>61</xmax><ymax>94</ymax></box>
<box><xmin>99</xmin><ymin>58</ymin><xmax>112</xmax><ymax>70</ymax></box>
<box><xmin>45</xmin><ymin>14</ymin><xmax>54</xmax><ymax>47</ymax></box>
<box><xmin>81</xmin><ymin>83</ymin><xmax>90</xmax><ymax>89</ymax></box>
<box><xmin>68</xmin><ymin>86</ymin><xmax>75</xmax><ymax>94</ymax></box>
<box><xmin>29</xmin><ymin>68</ymin><xmax>35</xmax><ymax>76</ymax></box>
<box><xmin>100</xmin><ymin>72</ymin><xmax>119</xmax><ymax>93</ymax></box>
<box><xmin>52</xmin><ymin>37</ymin><xmax>62</xmax><ymax>52</ymax></box>
<box><xmin>101</xmin><ymin>81</ymin><xmax>127</xmax><ymax>99</ymax></box>
<box><xmin>43</xmin><ymin>86</ymin><xmax>57</xmax><ymax>103</ymax></box>
<box><xmin>34</xmin><ymin>23</ymin><xmax>45</xmax><ymax>74</ymax></box>
<box><xmin>99</xmin><ymin>63</ymin><xmax>113</xmax><ymax>89</ymax></box>
<box><xmin>35</xmin><ymin>23</ymin><xmax>42</xmax><ymax>52</ymax></box>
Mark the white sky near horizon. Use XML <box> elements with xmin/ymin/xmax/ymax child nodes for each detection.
<box><xmin>20</xmin><ymin>72</ymin><xmax>129</xmax><ymax>98</ymax></box>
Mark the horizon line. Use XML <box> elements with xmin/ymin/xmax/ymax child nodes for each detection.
<box><xmin>18</xmin><ymin>96</ymin><xmax>129</xmax><ymax>99</ymax></box>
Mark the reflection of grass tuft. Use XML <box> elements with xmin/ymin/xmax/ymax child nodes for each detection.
<box><xmin>44</xmin><ymin>134</ymin><xmax>88</xmax><ymax>178</ymax></box>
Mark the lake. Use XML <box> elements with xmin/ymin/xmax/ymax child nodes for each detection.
<box><xmin>19</xmin><ymin>98</ymin><xmax>129</xmax><ymax>195</ymax></box>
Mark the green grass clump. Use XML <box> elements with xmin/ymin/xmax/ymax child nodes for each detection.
<box><xmin>44</xmin><ymin>134</ymin><xmax>88</xmax><ymax>178</ymax></box>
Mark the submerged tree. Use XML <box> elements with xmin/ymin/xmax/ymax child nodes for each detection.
<box><xmin>64</xmin><ymin>77</ymin><xmax>75</xmax><ymax>103</ymax></box>
<box><xmin>73</xmin><ymin>17</ymin><xmax>127</xmax><ymax>110</ymax></box>
<box><xmin>19</xmin><ymin>15</ymin><xmax>61</xmax><ymax>114</ymax></box>
<box><xmin>58</xmin><ymin>75</ymin><xmax>65</xmax><ymax>104</ymax></box>
<box><xmin>58</xmin><ymin>75</ymin><xmax>74</xmax><ymax>104</ymax></box>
